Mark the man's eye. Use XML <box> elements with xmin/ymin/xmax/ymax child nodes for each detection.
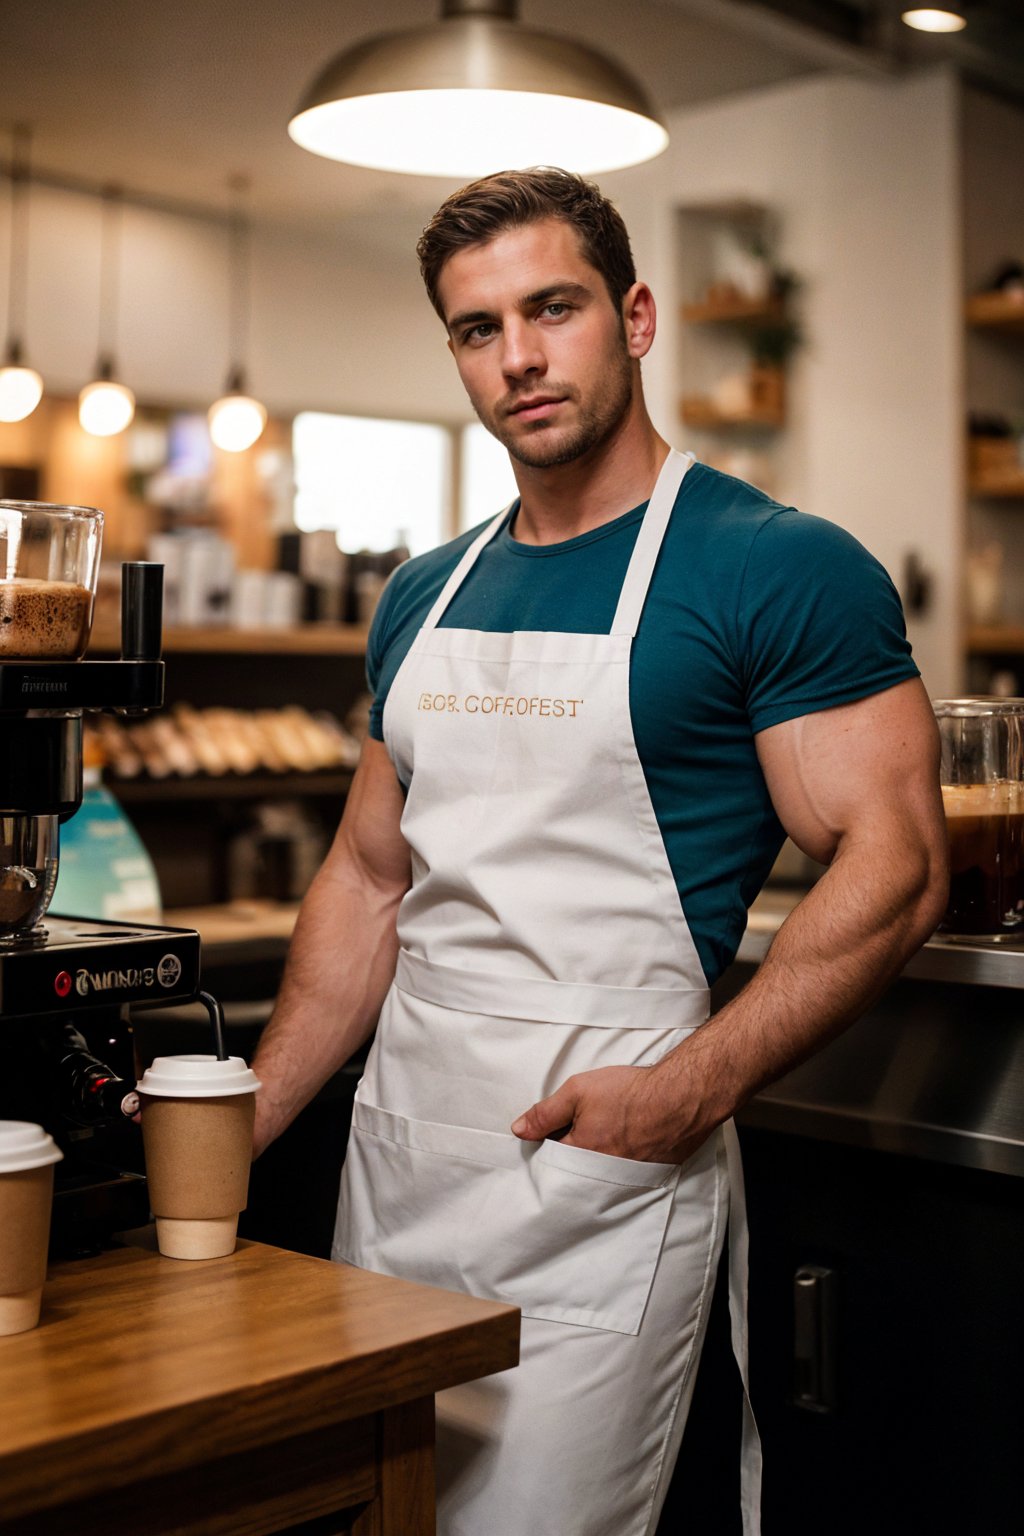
<box><xmin>466</xmin><ymin>324</ymin><xmax>496</xmax><ymax>343</ymax></box>
<box><xmin>543</xmin><ymin>303</ymin><xmax>568</xmax><ymax>317</ymax></box>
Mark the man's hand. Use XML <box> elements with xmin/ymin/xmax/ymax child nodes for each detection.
<box><xmin>511</xmin><ymin>1063</ymin><xmax>711</xmax><ymax>1164</ymax></box>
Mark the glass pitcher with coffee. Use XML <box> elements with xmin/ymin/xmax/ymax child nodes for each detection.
<box><xmin>933</xmin><ymin>698</ymin><xmax>1024</xmax><ymax>940</ymax></box>
<box><xmin>0</xmin><ymin>501</ymin><xmax>102</xmax><ymax>660</ymax></box>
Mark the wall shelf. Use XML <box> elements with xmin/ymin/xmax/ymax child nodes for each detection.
<box><xmin>968</xmin><ymin>472</ymin><xmax>1024</xmax><ymax>499</ymax></box>
<box><xmin>680</xmin><ymin>399</ymin><xmax>784</xmax><ymax>431</ymax></box>
<box><xmin>965</xmin><ymin>292</ymin><xmax>1024</xmax><ymax>334</ymax></box>
<box><xmin>107</xmin><ymin>769</ymin><xmax>355</xmax><ymax>804</ymax></box>
<box><xmin>89</xmin><ymin>622</ymin><xmax>370</xmax><ymax>656</ymax></box>
<box><xmin>681</xmin><ymin>295</ymin><xmax>785</xmax><ymax>326</ymax></box>
<box><xmin>966</xmin><ymin>625</ymin><xmax>1024</xmax><ymax>656</ymax></box>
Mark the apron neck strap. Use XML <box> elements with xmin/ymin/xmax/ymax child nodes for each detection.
<box><xmin>610</xmin><ymin>450</ymin><xmax>695</xmax><ymax>638</ymax></box>
<box><xmin>422</xmin><ymin>449</ymin><xmax>695</xmax><ymax>635</ymax></box>
<box><xmin>422</xmin><ymin>505</ymin><xmax>512</xmax><ymax>631</ymax></box>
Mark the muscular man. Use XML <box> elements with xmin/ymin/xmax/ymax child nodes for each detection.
<box><xmin>253</xmin><ymin>168</ymin><xmax>947</xmax><ymax>1536</ymax></box>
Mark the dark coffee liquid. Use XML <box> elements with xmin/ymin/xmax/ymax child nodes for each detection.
<box><xmin>0</xmin><ymin>579</ymin><xmax>92</xmax><ymax>658</ymax></box>
<box><xmin>941</xmin><ymin>783</ymin><xmax>1024</xmax><ymax>935</ymax></box>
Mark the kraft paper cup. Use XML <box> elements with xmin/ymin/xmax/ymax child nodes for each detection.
<box><xmin>0</xmin><ymin>1121</ymin><xmax>63</xmax><ymax>1336</ymax></box>
<box><xmin>137</xmin><ymin>1056</ymin><xmax>260</xmax><ymax>1260</ymax></box>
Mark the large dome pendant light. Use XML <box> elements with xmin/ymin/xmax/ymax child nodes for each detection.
<box><xmin>288</xmin><ymin>0</ymin><xmax>669</xmax><ymax>178</ymax></box>
<box><xmin>208</xmin><ymin>178</ymin><xmax>266</xmax><ymax>454</ymax></box>
<box><xmin>0</xmin><ymin>126</ymin><xmax>44</xmax><ymax>425</ymax></box>
<box><xmin>79</xmin><ymin>187</ymin><xmax>136</xmax><ymax>437</ymax></box>
<box><xmin>901</xmin><ymin>9</ymin><xmax>967</xmax><ymax>32</ymax></box>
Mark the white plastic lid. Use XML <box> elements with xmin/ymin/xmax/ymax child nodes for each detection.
<box><xmin>0</xmin><ymin>1120</ymin><xmax>64</xmax><ymax>1173</ymax></box>
<box><xmin>136</xmin><ymin>1054</ymin><xmax>261</xmax><ymax>1099</ymax></box>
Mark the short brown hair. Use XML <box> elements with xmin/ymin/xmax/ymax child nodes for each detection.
<box><xmin>417</xmin><ymin>167</ymin><xmax>636</xmax><ymax>323</ymax></box>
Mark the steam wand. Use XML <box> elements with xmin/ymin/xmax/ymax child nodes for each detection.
<box><xmin>198</xmin><ymin>991</ymin><xmax>228</xmax><ymax>1062</ymax></box>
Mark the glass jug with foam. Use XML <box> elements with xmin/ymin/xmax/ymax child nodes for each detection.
<box><xmin>933</xmin><ymin>698</ymin><xmax>1024</xmax><ymax>939</ymax></box>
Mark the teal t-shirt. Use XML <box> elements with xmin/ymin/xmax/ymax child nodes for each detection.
<box><xmin>366</xmin><ymin>462</ymin><xmax>917</xmax><ymax>985</ymax></box>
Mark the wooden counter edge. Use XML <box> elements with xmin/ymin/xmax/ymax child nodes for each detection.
<box><xmin>0</xmin><ymin>1240</ymin><xmax>519</xmax><ymax>1523</ymax></box>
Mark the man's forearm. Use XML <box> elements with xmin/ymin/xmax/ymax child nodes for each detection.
<box><xmin>647</xmin><ymin>835</ymin><xmax>948</xmax><ymax>1152</ymax></box>
<box><xmin>251</xmin><ymin>856</ymin><xmax>403</xmax><ymax>1156</ymax></box>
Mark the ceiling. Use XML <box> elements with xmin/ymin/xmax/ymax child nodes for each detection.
<box><xmin>2</xmin><ymin>0</ymin><xmax>1021</xmax><ymax>260</ymax></box>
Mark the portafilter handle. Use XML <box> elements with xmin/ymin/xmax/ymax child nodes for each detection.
<box><xmin>121</xmin><ymin>562</ymin><xmax>164</xmax><ymax>663</ymax></box>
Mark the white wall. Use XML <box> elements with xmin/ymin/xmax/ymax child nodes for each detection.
<box><xmin>615</xmin><ymin>68</ymin><xmax>963</xmax><ymax>696</ymax></box>
<box><xmin>5</xmin><ymin>183</ymin><xmax>468</xmax><ymax>423</ymax></box>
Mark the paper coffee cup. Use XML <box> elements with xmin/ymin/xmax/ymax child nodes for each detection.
<box><xmin>137</xmin><ymin>1056</ymin><xmax>260</xmax><ymax>1261</ymax></box>
<box><xmin>0</xmin><ymin>1121</ymin><xmax>63</xmax><ymax>1336</ymax></box>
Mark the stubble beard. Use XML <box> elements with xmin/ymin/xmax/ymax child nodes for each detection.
<box><xmin>483</xmin><ymin>345</ymin><xmax>635</xmax><ymax>471</ymax></box>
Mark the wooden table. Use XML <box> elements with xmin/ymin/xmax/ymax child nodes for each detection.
<box><xmin>0</xmin><ymin>1239</ymin><xmax>520</xmax><ymax>1535</ymax></box>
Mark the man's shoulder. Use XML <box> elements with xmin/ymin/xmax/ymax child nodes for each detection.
<box><xmin>675</xmin><ymin>462</ymin><xmax>791</xmax><ymax>541</ymax></box>
<box><xmin>663</xmin><ymin>462</ymin><xmax>793</xmax><ymax>589</ymax></box>
<box><xmin>677</xmin><ymin>462</ymin><xmax>876</xmax><ymax>569</ymax></box>
<box><xmin>371</xmin><ymin>516</ymin><xmax>498</xmax><ymax>651</ymax></box>
<box><xmin>394</xmin><ymin>517</ymin><xmax>494</xmax><ymax>597</ymax></box>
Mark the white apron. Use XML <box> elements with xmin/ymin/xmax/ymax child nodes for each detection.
<box><xmin>334</xmin><ymin>450</ymin><xmax>760</xmax><ymax>1535</ymax></box>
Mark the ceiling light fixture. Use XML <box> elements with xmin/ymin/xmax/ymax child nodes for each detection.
<box><xmin>79</xmin><ymin>187</ymin><xmax>135</xmax><ymax>437</ymax></box>
<box><xmin>901</xmin><ymin>9</ymin><xmax>968</xmax><ymax>32</ymax></box>
<box><xmin>288</xmin><ymin>0</ymin><xmax>668</xmax><ymax>178</ymax></box>
<box><xmin>0</xmin><ymin>126</ymin><xmax>44</xmax><ymax>425</ymax></box>
<box><xmin>208</xmin><ymin>178</ymin><xmax>266</xmax><ymax>454</ymax></box>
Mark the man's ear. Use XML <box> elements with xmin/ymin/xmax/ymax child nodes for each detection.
<box><xmin>622</xmin><ymin>282</ymin><xmax>656</xmax><ymax>360</ymax></box>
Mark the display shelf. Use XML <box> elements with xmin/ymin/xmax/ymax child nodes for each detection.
<box><xmin>680</xmin><ymin>399</ymin><xmax>784</xmax><ymax>431</ymax></box>
<box><xmin>681</xmin><ymin>294</ymin><xmax>785</xmax><ymax>325</ymax></box>
<box><xmin>106</xmin><ymin>768</ymin><xmax>355</xmax><ymax>803</ymax></box>
<box><xmin>88</xmin><ymin>622</ymin><xmax>370</xmax><ymax>656</ymax></box>
<box><xmin>965</xmin><ymin>291</ymin><xmax>1024</xmax><ymax>333</ymax></box>
<box><xmin>966</xmin><ymin>624</ymin><xmax>1024</xmax><ymax>655</ymax></box>
<box><xmin>968</xmin><ymin>471</ymin><xmax>1024</xmax><ymax>499</ymax></box>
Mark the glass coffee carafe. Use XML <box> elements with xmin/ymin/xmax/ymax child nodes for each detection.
<box><xmin>0</xmin><ymin>501</ymin><xmax>103</xmax><ymax>942</ymax></box>
<box><xmin>933</xmin><ymin>698</ymin><xmax>1024</xmax><ymax>940</ymax></box>
<box><xmin>0</xmin><ymin>500</ymin><xmax>102</xmax><ymax>660</ymax></box>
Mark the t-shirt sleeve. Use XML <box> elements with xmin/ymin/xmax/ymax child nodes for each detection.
<box><xmin>365</xmin><ymin>569</ymin><xmax>402</xmax><ymax>742</ymax></box>
<box><xmin>737</xmin><ymin>509</ymin><xmax>919</xmax><ymax>735</ymax></box>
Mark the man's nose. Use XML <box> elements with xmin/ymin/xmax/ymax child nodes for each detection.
<box><xmin>501</xmin><ymin>319</ymin><xmax>546</xmax><ymax>381</ymax></box>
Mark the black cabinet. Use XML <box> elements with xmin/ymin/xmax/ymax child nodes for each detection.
<box><xmin>661</xmin><ymin>1129</ymin><xmax>1023</xmax><ymax>1535</ymax></box>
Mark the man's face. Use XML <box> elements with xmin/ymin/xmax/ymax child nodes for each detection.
<box><xmin>437</xmin><ymin>218</ymin><xmax>635</xmax><ymax>470</ymax></box>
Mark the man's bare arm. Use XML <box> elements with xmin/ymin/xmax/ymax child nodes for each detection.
<box><xmin>251</xmin><ymin>738</ymin><xmax>410</xmax><ymax>1157</ymax></box>
<box><xmin>512</xmin><ymin>677</ymin><xmax>949</xmax><ymax>1159</ymax></box>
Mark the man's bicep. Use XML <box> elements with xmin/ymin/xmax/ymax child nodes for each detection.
<box><xmin>327</xmin><ymin>737</ymin><xmax>411</xmax><ymax>892</ymax></box>
<box><xmin>754</xmin><ymin>678</ymin><xmax>946</xmax><ymax>867</ymax></box>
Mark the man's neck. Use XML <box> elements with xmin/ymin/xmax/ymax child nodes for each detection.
<box><xmin>510</xmin><ymin>415</ymin><xmax>670</xmax><ymax>547</ymax></box>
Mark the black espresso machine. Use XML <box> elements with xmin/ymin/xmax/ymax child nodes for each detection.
<box><xmin>0</xmin><ymin>561</ymin><xmax>206</xmax><ymax>1253</ymax></box>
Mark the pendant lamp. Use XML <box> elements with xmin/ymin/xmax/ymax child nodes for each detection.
<box><xmin>208</xmin><ymin>180</ymin><xmax>266</xmax><ymax>454</ymax></box>
<box><xmin>288</xmin><ymin>0</ymin><xmax>668</xmax><ymax>177</ymax></box>
<box><xmin>79</xmin><ymin>188</ymin><xmax>135</xmax><ymax>437</ymax></box>
<box><xmin>901</xmin><ymin>9</ymin><xmax>967</xmax><ymax>31</ymax></box>
<box><xmin>0</xmin><ymin>126</ymin><xmax>44</xmax><ymax>425</ymax></box>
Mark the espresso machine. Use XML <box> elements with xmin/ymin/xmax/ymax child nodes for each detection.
<box><xmin>0</xmin><ymin>555</ymin><xmax>203</xmax><ymax>1253</ymax></box>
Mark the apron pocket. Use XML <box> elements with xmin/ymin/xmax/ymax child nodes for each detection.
<box><xmin>336</xmin><ymin>1100</ymin><xmax>680</xmax><ymax>1336</ymax></box>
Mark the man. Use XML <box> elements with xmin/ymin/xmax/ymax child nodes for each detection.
<box><xmin>253</xmin><ymin>168</ymin><xmax>947</xmax><ymax>1536</ymax></box>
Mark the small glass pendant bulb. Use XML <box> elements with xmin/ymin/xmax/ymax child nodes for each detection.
<box><xmin>79</xmin><ymin>357</ymin><xmax>135</xmax><ymax>437</ymax></box>
<box><xmin>209</xmin><ymin>367</ymin><xmax>266</xmax><ymax>452</ymax></box>
<box><xmin>0</xmin><ymin>340</ymin><xmax>43</xmax><ymax>423</ymax></box>
<box><xmin>0</xmin><ymin>367</ymin><xmax>43</xmax><ymax>423</ymax></box>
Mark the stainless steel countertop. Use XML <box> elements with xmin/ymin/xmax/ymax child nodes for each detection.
<box><xmin>731</xmin><ymin>888</ymin><xmax>1024</xmax><ymax>1178</ymax></box>
<box><xmin>741</xmin><ymin>888</ymin><xmax>1024</xmax><ymax>990</ymax></box>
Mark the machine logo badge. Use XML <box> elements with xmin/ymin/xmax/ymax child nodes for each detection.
<box><xmin>54</xmin><ymin>970</ymin><xmax>72</xmax><ymax>999</ymax></box>
<box><xmin>157</xmin><ymin>954</ymin><xmax>182</xmax><ymax>988</ymax></box>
